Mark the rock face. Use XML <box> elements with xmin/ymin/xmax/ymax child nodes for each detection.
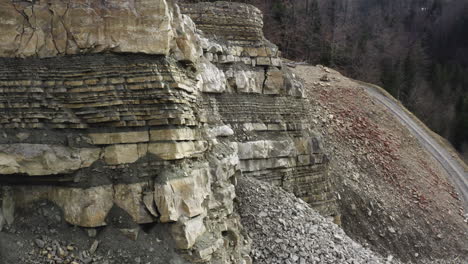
<box><xmin>0</xmin><ymin>0</ymin><xmax>337</xmax><ymax>263</ymax></box>
<box><xmin>181</xmin><ymin>1</ymin><xmax>338</xmax><ymax>218</ymax></box>
<box><xmin>0</xmin><ymin>0</ymin><xmax>200</xmax><ymax>61</ymax></box>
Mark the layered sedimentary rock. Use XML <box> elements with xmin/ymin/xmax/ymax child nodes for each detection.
<box><xmin>181</xmin><ymin>1</ymin><xmax>338</xmax><ymax>217</ymax></box>
<box><xmin>0</xmin><ymin>0</ymin><xmax>200</xmax><ymax>61</ymax></box>
<box><xmin>0</xmin><ymin>0</ymin><xmax>337</xmax><ymax>263</ymax></box>
<box><xmin>0</xmin><ymin>0</ymin><xmax>250</xmax><ymax>263</ymax></box>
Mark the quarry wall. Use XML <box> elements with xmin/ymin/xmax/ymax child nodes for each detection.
<box><xmin>0</xmin><ymin>1</ymin><xmax>338</xmax><ymax>262</ymax></box>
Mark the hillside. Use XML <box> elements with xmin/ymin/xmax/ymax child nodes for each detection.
<box><xmin>182</xmin><ymin>0</ymin><xmax>468</xmax><ymax>161</ymax></box>
<box><xmin>0</xmin><ymin>1</ymin><xmax>467</xmax><ymax>264</ymax></box>
<box><xmin>292</xmin><ymin>64</ymin><xmax>468</xmax><ymax>262</ymax></box>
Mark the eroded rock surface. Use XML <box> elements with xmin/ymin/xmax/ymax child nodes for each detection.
<box><xmin>0</xmin><ymin>1</ymin><xmax>337</xmax><ymax>263</ymax></box>
<box><xmin>181</xmin><ymin>1</ymin><xmax>338</xmax><ymax>218</ymax></box>
<box><xmin>0</xmin><ymin>0</ymin><xmax>201</xmax><ymax>61</ymax></box>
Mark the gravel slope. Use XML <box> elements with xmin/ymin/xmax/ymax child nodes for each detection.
<box><xmin>236</xmin><ymin>177</ymin><xmax>395</xmax><ymax>264</ymax></box>
<box><xmin>363</xmin><ymin>85</ymin><xmax>468</xmax><ymax>211</ymax></box>
<box><xmin>291</xmin><ymin>64</ymin><xmax>468</xmax><ymax>262</ymax></box>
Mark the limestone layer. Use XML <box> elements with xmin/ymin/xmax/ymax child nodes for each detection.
<box><xmin>182</xmin><ymin>1</ymin><xmax>338</xmax><ymax>217</ymax></box>
<box><xmin>0</xmin><ymin>52</ymin><xmax>251</xmax><ymax>263</ymax></box>
<box><xmin>180</xmin><ymin>1</ymin><xmax>265</xmax><ymax>45</ymax></box>
<box><xmin>0</xmin><ymin>1</ymin><xmax>338</xmax><ymax>263</ymax></box>
<box><xmin>0</xmin><ymin>0</ymin><xmax>201</xmax><ymax>61</ymax></box>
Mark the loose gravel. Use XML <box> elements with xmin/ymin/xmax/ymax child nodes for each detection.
<box><xmin>236</xmin><ymin>176</ymin><xmax>397</xmax><ymax>264</ymax></box>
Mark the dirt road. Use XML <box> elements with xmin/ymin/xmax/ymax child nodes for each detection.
<box><xmin>363</xmin><ymin>86</ymin><xmax>468</xmax><ymax>211</ymax></box>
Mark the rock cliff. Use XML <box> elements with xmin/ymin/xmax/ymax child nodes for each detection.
<box><xmin>0</xmin><ymin>0</ymin><xmax>338</xmax><ymax>263</ymax></box>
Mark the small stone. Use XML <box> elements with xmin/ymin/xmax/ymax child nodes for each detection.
<box><xmin>87</xmin><ymin>228</ymin><xmax>97</xmax><ymax>238</ymax></box>
<box><xmin>119</xmin><ymin>228</ymin><xmax>139</xmax><ymax>241</ymax></box>
<box><xmin>320</xmin><ymin>74</ymin><xmax>330</xmax><ymax>82</ymax></box>
<box><xmin>16</xmin><ymin>132</ymin><xmax>30</xmax><ymax>141</ymax></box>
<box><xmin>2</xmin><ymin>189</ymin><xmax>15</xmax><ymax>225</ymax></box>
<box><xmin>259</xmin><ymin>212</ymin><xmax>268</xmax><ymax>217</ymax></box>
<box><xmin>0</xmin><ymin>211</ymin><xmax>4</xmax><ymax>231</ymax></box>
<box><xmin>34</xmin><ymin>239</ymin><xmax>45</xmax><ymax>248</ymax></box>
<box><xmin>89</xmin><ymin>240</ymin><xmax>99</xmax><ymax>255</ymax></box>
<box><xmin>58</xmin><ymin>247</ymin><xmax>66</xmax><ymax>257</ymax></box>
<box><xmin>333</xmin><ymin>234</ymin><xmax>343</xmax><ymax>242</ymax></box>
<box><xmin>291</xmin><ymin>254</ymin><xmax>299</xmax><ymax>261</ymax></box>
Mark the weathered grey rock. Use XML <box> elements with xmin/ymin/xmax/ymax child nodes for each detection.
<box><xmin>243</xmin><ymin>123</ymin><xmax>268</xmax><ymax>132</ymax></box>
<box><xmin>86</xmin><ymin>228</ymin><xmax>97</xmax><ymax>238</ymax></box>
<box><xmin>0</xmin><ymin>144</ymin><xmax>100</xmax><ymax>176</ymax></box>
<box><xmin>34</xmin><ymin>238</ymin><xmax>45</xmax><ymax>248</ymax></box>
<box><xmin>209</xmin><ymin>125</ymin><xmax>234</xmax><ymax>137</ymax></box>
<box><xmin>237</xmin><ymin>140</ymin><xmax>296</xmax><ymax>160</ymax></box>
<box><xmin>229</xmin><ymin>69</ymin><xmax>264</xmax><ymax>94</ymax></box>
<box><xmin>88</xmin><ymin>131</ymin><xmax>150</xmax><ymax>145</ymax></box>
<box><xmin>143</xmin><ymin>191</ymin><xmax>159</xmax><ymax>218</ymax></box>
<box><xmin>0</xmin><ymin>210</ymin><xmax>4</xmax><ymax>231</ymax></box>
<box><xmin>256</xmin><ymin>57</ymin><xmax>271</xmax><ymax>66</ymax></box>
<box><xmin>237</xmin><ymin>141</ymin><xmax>268</xmax><ymax>160</ymax></box>
<box><xmin>198</xmin><ymin>61</ymin><xmax>227</xmax><ymax>93</ymax></box>
<box><xmin>50</xmin><ymin>186</ymin><xmax>114</xmax><ymax>227</ymax></box>
<box><xmin>264</xmin><ymin>68</ymin><xmax>284</xmax><ymax>95</ymax></box>
<box><xmin>89</xmin><ymin>240</ymin><xmax>99</xmax><ymax>255</ymax></box>
<box><xmin>0</xmin><ymin>0</ymin><xmax>179</xmax><ymax>58</ymax></box>
<box><xmin>114</xmin><ymin>183</ymin><xmax>155</xmax><ymax>224</ymax></box>
<box><xmin>284</xmin><ymin>71</ymin><xmax>306</xmax><ymax>98</ymax></box>
<box><xmin>155</xmin><ymin>168</ymin><xmax>211</xmax><ymax>222</ymax></box>
<box><xmin>2</xmin><ymin>187</ymin><xmax>15</xmax><ymax>225</ymax></box>
<box><xmin>103</xmin><ymin>144</ymin><xmax>139</xmax><ymax>165</ymax></box>
<box><xmin>150</xmin><ymin>128</ymin><xmax>198</xmax><ymax>141</ymax></box>
<box><xmin>267</xmin><ymin>140</ymin><xmax>296</xmax><ymax>158</ymax></box>
<box><xmin>119</xmin><ymin>228</ymin><xmax>140</xmax><ymax>241</ymax></box>
<box><xmin>240</xmin><ymin>157</ymin><xmax>297</xmax><ymax>172</ymax></box>
<box><xmin>171</xmin><ymin>215</ymin><xmax>206</xmax><ymax>249</ymax></box>
<box><xmin>147</xmin><ymin>141</ymin><xmax>206</xmax><ymax>160</ymax></box>
<box><xmin>171</xmin><ymin>11</ymin><xmax>203</xmax><ymax>63</ymax></box>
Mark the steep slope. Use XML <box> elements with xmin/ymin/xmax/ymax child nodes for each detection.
<box><xmin>0</xmin><ymin>0</ymin><xmax>250</xmax><ymax>263</ymax></box>
<box><xmin>362</xmin><ymin>85</ymin><xmax>468</xmax><ymax>211</ymax></box>
<box><xmin>292</xmin><ymin>64</ymin><xmax>468</xmax><ymax>262</ymax></box>
<box><xmin>0</xmin><ymin>1</ymin><xmax>335</xmax><ymax>263</ymax></box>
<box><xmin>236</xmin><ymin>176</ymin><xmax>393</xmax><ymax>264</ymax></box>
<box><xmin>1</xmin><ymin>1</ymin><xmax>466</xmax><ymax>263</ymax></box>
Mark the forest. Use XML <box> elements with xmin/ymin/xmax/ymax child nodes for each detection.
<box><xmin>182</xmin><ymin>0</ymin><xmax>468</xmax><ymax>159</ymax></box>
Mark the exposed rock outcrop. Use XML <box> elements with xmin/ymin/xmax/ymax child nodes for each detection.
<box><xmin>0</xmin><ymin>0</ymin><xmax>337</xmax><ymax>263</ymax></box>
<box><xmin>0</xmin><ymin>0</ymin><xmax>249</xmax><ymax>262</ymax></box>
<box><xmin>181</xmin><ymin>1</ymin><xmax>338</xmax><ymax>218</ymax></box>
<box><xmin>0</xmin><ymin>0</ymin><xmax>201</xmax><ymax>61</ymax></box>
